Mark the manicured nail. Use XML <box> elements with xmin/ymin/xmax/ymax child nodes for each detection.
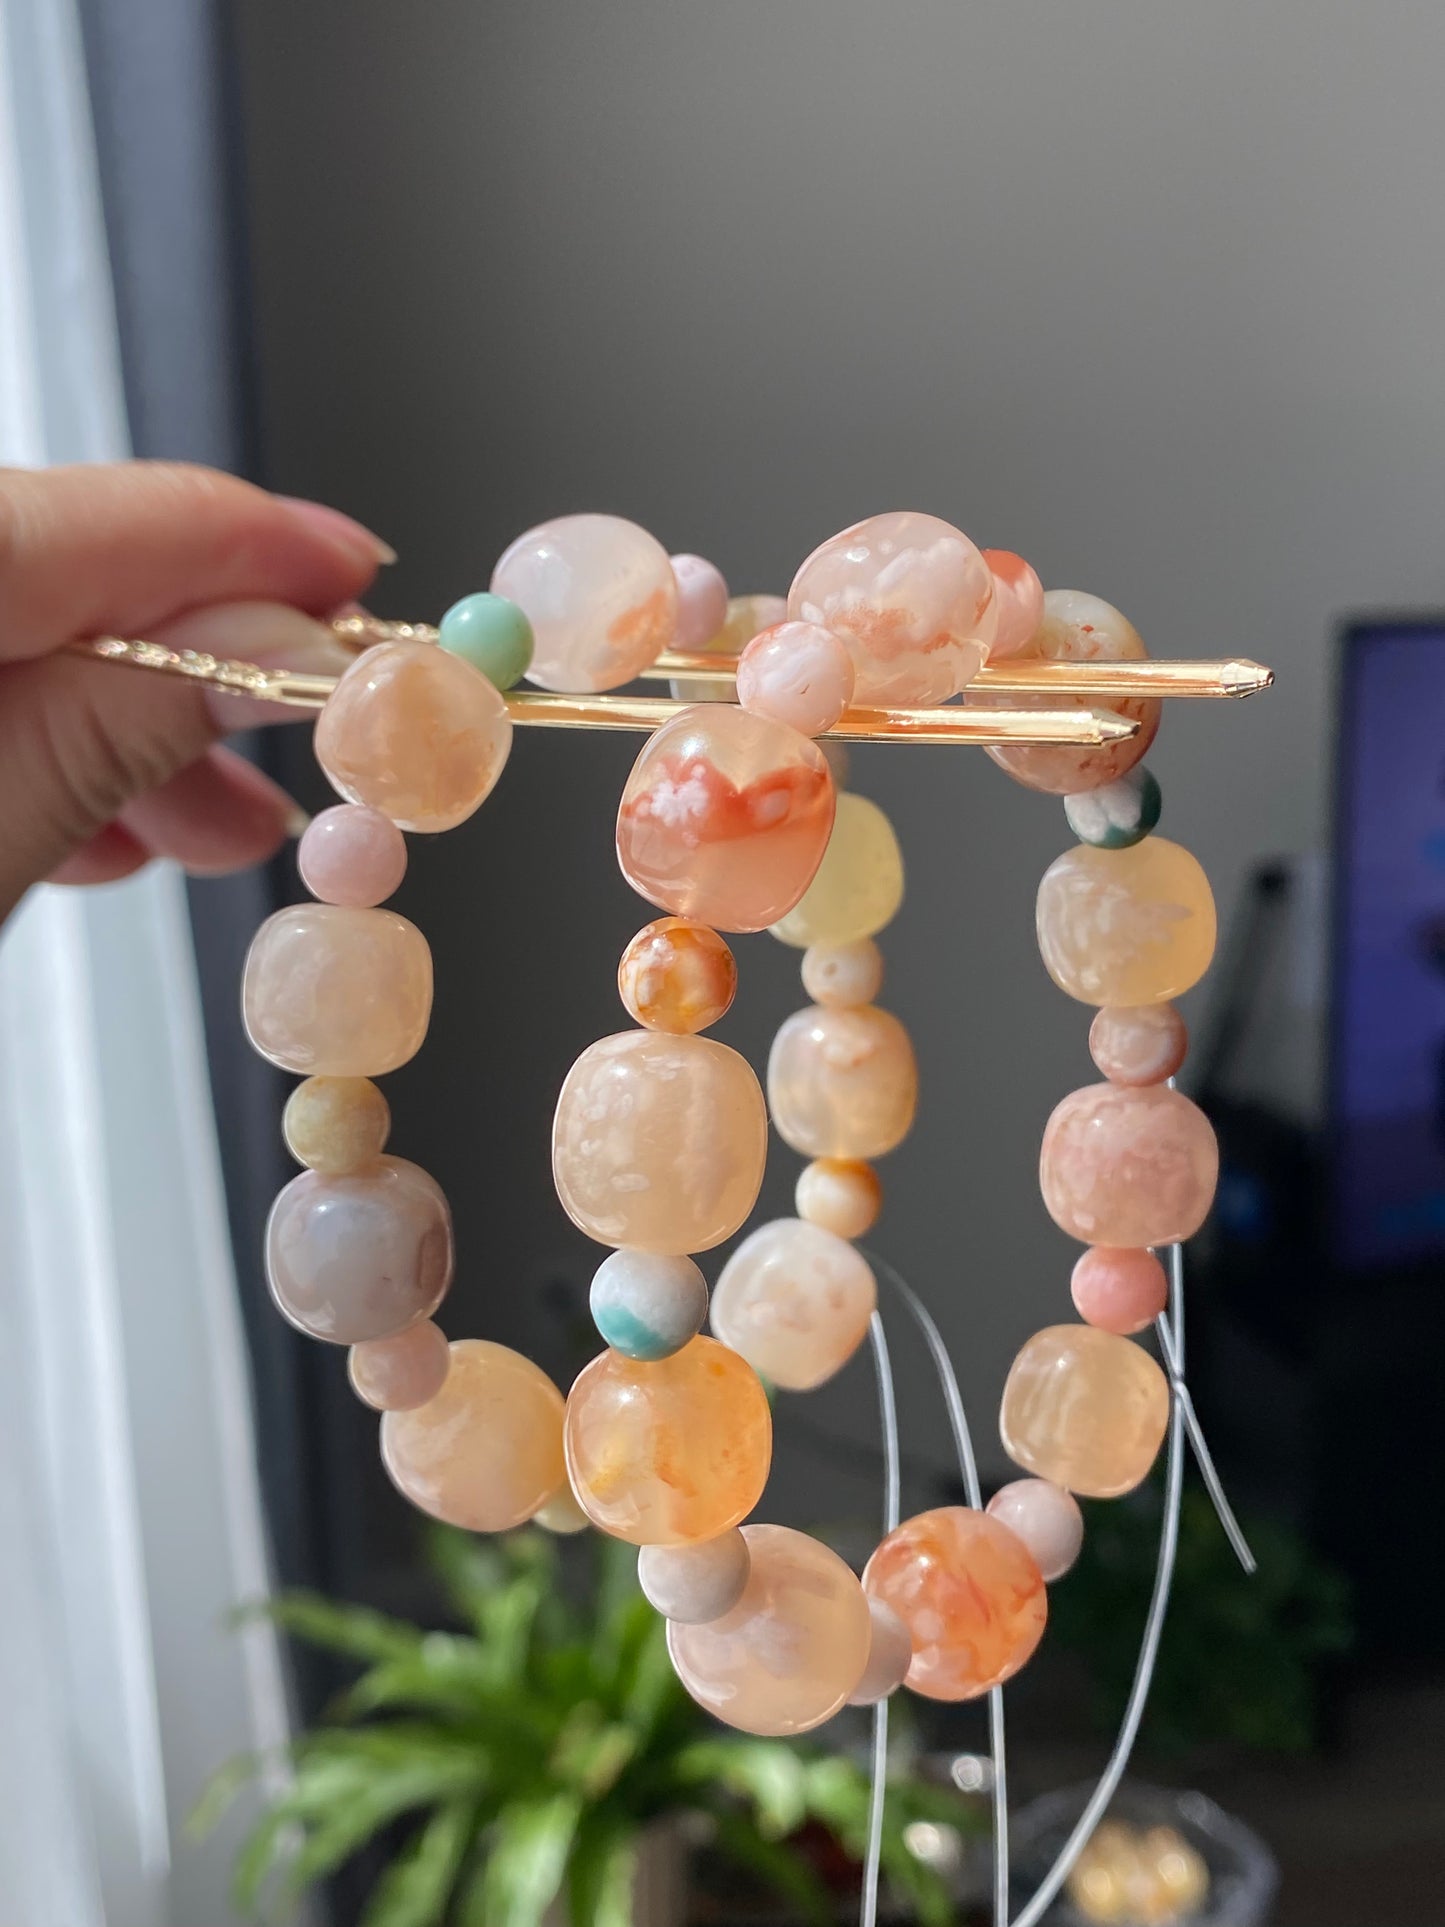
<box><xmin>283</xmin><ymin>805</ymin><xmax>313</xmax><ymax>839</ymax></box>
<box><xmin>277</xmin><ymin>496</ymin><xmax>397</xmax><ymax>566</ymax></box>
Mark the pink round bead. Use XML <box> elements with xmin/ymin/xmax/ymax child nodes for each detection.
<box><xmin>986</xmin><ymin>1479</ymin><xmax>1084</xmax><ymax>1582</ymax></box>
<box><xmin>736</xmin><ymin>622</ymin><xmax>855</xmax><ymax>737</ymax></box>
<box><xmin>1040</xmin><ymin>1083</ymin><xmax>1219</xmax><ymax>1246</ymax></box>
<box><xmin>670</xmin><ymin>554</ymin><xmax>730</xmax><ymax>651</ymax></box>
<box><xmin>348</xmin><ymin>1319</ymin><xmax>450</xmax><ymax>1411</ymax></box>
<box><xmin>1089</xmin><ymin>1004</ymin><xmax>1189</xmax><ymax>1087</ymax></box>
<box><xmin>980</xmin><ymin>550</ymin><xmax>1045</xmax><ymax>660</ymax></box>
<box><xmin>298</xmin><ymin>804</ymin><xmax>408</xmax><ymax>907</ymax></box>
<box><xmin>1071</xmin><ymin>1245</ymin><xmax>1169</xmax><ymax>1335</ymax></box>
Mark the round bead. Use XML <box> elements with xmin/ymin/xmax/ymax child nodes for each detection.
<box><xmin>863</xmin><ymin>1507</ymin><xmax>1047</xmax><ymax>1701</ymax></box>
<box><xmin>986</xmin><ymin>1479</ymin><xmax>1085</xmax><ymax>1582</ymax></box>
<box><xmin>553</xmin><ymin>1031</ymin><xmax>767</xmax><ymax>1253</ymax></box>
<box><xmin>795</xmin><ymin>1158</ymin><xmax>882</xmax><ymax>1240</ymax></box>
<box><xmin>243</xmin><ymin>905</ymin><xmax>433</xmax><ymax>1077</ymax></box>
<box><xmin>1064</xmin><ymin>766</ymin><xmax>1162</xmax><ymax>851</ymax></box>
<box><xmin>617</xmin><ymin>706</ymin><xmax>834</xmax><ymax>932</ymax></box>
<box><xmin>736</xmin><ymin>622</ymin><xmax>855</xmax><ymax>737</ymax></box>
<box><xmin>1071</xmin><ymin>1246</ymin><xmax>1169</xmax><ymax>1335</ymax></box>
<box><xmin>982</xmin><ymin>590</ymin><xmax>1161</xmax><ymax>794</ymax></box>
<box><xmin>437</xmin><ymin>590</ymin><xmax>535</xmax><ymax>690</ymax></box>
<box><xmin>348</xmin><ymin>1319</ymin><xmax>451</xmax><ymax>1411</ymax></box>
<box><xmin>382</xmin><ymin>1339</ymin><xmax>565</xmax><ymax>1530</ymax></box>
<box><xmin>847</xmin><ymin>1597</ymin><xmax>914</xmax><ymax>1705</ymax></box>
<box><xmin>788</xmin><ymin>512</ymin><xmax>992</xmax><ymax>704</ymax></box>
<box><xmin>535</xmin><ymin>1486</ymin><xmax>591</xmax><ymax>1534</ymax></box>
<box><xmin>1089</xmin><ymin>1003</ymin><xmax>1188</xmax><ymax>1087</ymax></box>
<box><xmin>638</xmin><ymin>1530</ymin><xmax>750</xmax><ymax>1623</ymax></box>
<box><xmin>1000</xmin><ymin>1325</ymin><xmax>1169</xmax><ymax>1498</ymax></box>
<box><xmin>298</xmin><ymin>805</ymin><xmax>408</xmax><ymax>907</ymax></box>
<box><xmin>1040</xmin><ymin>1082</ymin><xmax>1218</xmax><ymax>1246</ymax></box>
<box><xmin>669</xmin><ymin>554</ymin><xmax>730</xmax><ymax>651</ymax></box>
<box><xmin>283</xmin><ymin>1075</ymin><xmax>391</xmax><ymax>1174</ymax></box>
<box><xmin>617</xmin><ymin>918</ymin><xmax>737</xmax><ymax>1033</ymax></box>
<box><xmin>770</xmin><ymin>794</ymin><xmax>903</xmax><ymax>949</ymax></box>
<box><xmin>314</xmin><ymin>640</ymin><xmax>512</xmax><ymax>831</ymax></box>
<box><xmin>980</xmin><ymin>550</ymin><xmax>1045</xmax><ymax>660</ymax></box>
<box><xmin>800</xmin><ymin>938</ymin><xmax>884</xmax><ymax>1009</ymax></box>
<box><xmin>768</xmin><ymin>1004</ymin><xmax>917</xmax><ymax>1159</ymax></box>
<box><xmin>668</xmin><ymin>592</ymin><xmax>787</xmax><ymax>701</ymax></box>
<box><xmin>1037</xmin><ymin>838</ymin><xmax>1217</xmax><ymax>1006</ymax></box>
<box><xmin>266</xmin><ymin>1156</ymin><xmax>453</xmax><ymax>1343</ymax></box>
<box><xmin>667</xmin><ymin>1524</ymin><xmax>872</xmax><ymax>1734</ymax></box>
<box><xmin>589</xmin><ymin>1250</ymin><xmax>708</xmax><ymax>1361</ymax></box>
<box><xmin>711</xmin><ymin>1218</ymin><xmax>877</xmax><ymax>1391</ymax></box>
<box><xmin>492</xmin><ymin>513</ymin><xmax>677</xmax><ymax>692</ymax></box>
<box><xmin>564</xmin><ymin>1336</ymin><xmax>771</xmax><ymax>1546</ymax></box>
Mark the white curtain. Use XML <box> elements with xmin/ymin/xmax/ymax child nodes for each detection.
<box><xmin>0</xmin><ymin>1</ymin><xmax>292</xmax><ymax>1922</ymax></box>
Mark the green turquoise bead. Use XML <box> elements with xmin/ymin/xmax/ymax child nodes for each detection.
<box><xmin>438</xmin><ymin>592</ymin><xmax>534</xmax><ymax>690</ymax></box>
<box><xmin>1063</xmin><ymin>766</ymin><xmax>1162</xmax><ymax>850</ymax></box>
<box><xmin>589</xmin><ymin>1250</ymin><xmax>707</xmax><ymax>1362</ymax></box>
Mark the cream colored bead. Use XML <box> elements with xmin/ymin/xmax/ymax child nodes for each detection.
<box><xmin>535</xmin><ymin>1487</ymin><xmax>591</xmax><ymax>1535</ymax></box>
<box><xmin>847</xmin><ymin>1597</ymin><xmax>914</xmax><ymax>1705</ymax></box>
<box><xmin>768</xmin><ymin>1004</ymin><xmax>917</xmax><ymax>1159</ymax></box>
<box><xmin>1037</xmin><ymin>839</ymin><xmax>1217</xmax><ymax>1007</ymax></box>
<box><xmin>801</xmin><ymin>938</ymin><xmax>884</xmax><ymax>1008</ymax></box>
<box><xmin>243</xmin><ymin>905</ymin><xmax>432</xmax><ymax>1078</ymax></box>
<box><xmin>711</xmin><ymin>1218</ymin><xmax>877</xmax><ymax>1391</ymax></box>
<box><xmin>638</xmin><ymin>1531</ymin><xmax>751</xmax><ymax>1623</ymax></box>
<box><xmin>284</xmin><ymin>1076</ymin><xmax>391</xmax><ymax>1174</ymax></box>
<box><xmin>795</xmin><ymin>1158</ymin><xmax>882</xmax><ymax>1240</ymax></box>
<box><xmin>771</xmin><ymin>793</ymin><xmax>903</xmax><ymax>948</ymax></box>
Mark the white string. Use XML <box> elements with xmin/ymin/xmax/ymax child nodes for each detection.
<box><xmin>859</xmin><ymin>1311</ymin><xmax>902</xmax><ymax>1927</ymax></box>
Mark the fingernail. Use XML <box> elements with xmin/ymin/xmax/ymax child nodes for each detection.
<box><xmin>277</xmin><ymin>496</ymin><xmax>397</xmax><ymax>566</ymax></box>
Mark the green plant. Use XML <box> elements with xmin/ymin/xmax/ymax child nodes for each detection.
<box><xmin>197</xmin><ymin>1526</ymin><xmax>970</xmax><ymax>1927</ymax></box>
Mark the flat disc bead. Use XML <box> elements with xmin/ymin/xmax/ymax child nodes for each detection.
<box><xmin>553</xmin><ymin>1031</ymin><xmax>766</xmax><ymax>1253</ymax></box>
<box><xmin>298</xmin><ymin>805</ymin><xmax>407</xmax><ymax>906</ymax></box>
<box><xmin>770</xmin><ymin>793</ymin><xmax>904</xmax><ymax>949</ymax></box>
<box><xmin>243</xmin><ymin>905</ymin><xmax>432</xmax><ymax>1076</ymax></box>
<box><xmin>1089</xmin><ymin>1003</ymin><xmax>1188</xmax><ymax>1086</ymax></box>
<box><xmin>564</xmin><ymin>1336</ymin><xmax>771</xmax><ymax>1546</ymax></box>
<box><xmin>1064</xmin><ymin>767</ymin><xmax>1162</xmax><ymax>850</ymax></box>
<box><xmin>382</xmin><ymin>1339</ymin><xmax>566</xmax><ymax>1530</ymax></box>
<box><xmin>589</xmin><ymin>1250</ymin><xmax>708</xmax><ymax>1361</ymax></box>
<box><xmin>1040</xmin><ymin>1082</ymin><xmax>1218</xmax><ymax>1245</ymax></box>
<box><xmin>847</xmin><ymin>1598</ymin><xmax>914</xmax><ymax>1706</ymax></box>
<box><xmin>736</xmin><ymin>622</ymin><xmax>855</xmax><ymax>736</ymax></box>
<box><xmin>1071</xmin><ymin>1245</ymin><xmax>1168</xmax><ymax>1334</ymax></box>
<box><xmin>1037</xmin><ymin>838</ymin><xmax>1217</xmax><ymax>1006</ymax></box>
<box><xmin>795</xmin><ymin>1158</ymin><xmax>882</xmax><ymax>1240</ymax></box>
<box><xmin>711</xmin><ymin>1218</ymin><xmax>876</xmax><ymax>1391</ymax></box>
<box><xmin>283</xmin><ymin>1075</ymin><xmax>390</xmax><ymax>1174</ymax></box>
<box><xmin>617</xmin><ymin>706</ymin><xmax>834</xmax><ymax>932</ymax></box>
<box><xmin>618</xmin><ymin>918</ymin><xmax>737</xmax><ymax>1033</ymax></box>
<box><xmin>801</xmin><ymin>938</ymin><xmax>884</xmax><ymax>1008</ymax></box>
<box><xmin>266</xmin><ymin>1156</ymin><xmax>453</xmax><ymax>1343</ymax></box>
<box><xmin>493</xmin><ymin>513</ymin><xmax>677</xmax><ymax>692</ymax></box>
<box><xmin>980</xmin><ymin>550</ymin><xmax>1044</xmax><ymax>661</ymax></box>
<box><xmin>639</xmin><ymin>1529</ymin><xmax>750</xmax><ymax>1623</ymax></box>
<box><xmin>314</xmin><ymin>640</ymin><xmax>512</xmax><ymax>831</ymax></box>
<box><xmin>667</xmin><ymin>1524</ymin><xmax>872</xmax><ymax>1734</ymax></box>
<box><xmin>348</xmin><ymin>1319</ymin><xmax>450</xmax><ymax>1411</ymax></box>
<box><xmin>863</xmin><ymin>1507</ymin><xmax>1047</xmax><ymax>1701</ymax></box>
<box><xmin>1000</xmin><ymin>1325</ymin><xmax>1169</xmax><ymax>1498</ymax></box>
<box><xmin>768</xmin><ymin>1004</ymin><xmax>918</xmax><ymax>1159</ymax></box>
<box><xmin>986</xmin><ymin>1479</ymin><xmax>1085</xmax><ymax>1582</ymax></box>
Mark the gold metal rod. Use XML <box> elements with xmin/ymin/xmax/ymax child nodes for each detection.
<box><xmin>651</xmin><ymin>650</ymin><xmax>1274</xmax><ymax>700</ymax></box>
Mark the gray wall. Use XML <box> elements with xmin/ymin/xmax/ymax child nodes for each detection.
<box><xmin>234</xmin><ymin>1</ymin><xmax>1445</xmax><ymax>1524</ymax></box>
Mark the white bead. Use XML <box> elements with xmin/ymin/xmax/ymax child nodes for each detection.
<box><xmin>639</xmin><ymin>1530</ymin><xmax>751</xmax><ymax>1623</ymax></box>
<box><xmin>986</xmin><ymin>1478</ymin><xmax>1085</xmax><ymax>1581</ymax></box>
<box><xmin>535</xmin><ymin>1486</ymin><xmax>590</xmax><ymax>1534</ymax></box>
<box><xmin>801</xmin><ymin>938</ymin><xmax>884</xmax><ymax>1008</ymax></box>
<box><xmin>847</xmin><ymin>1597</ymin><xmax>913</xmax><ymax>1704</ymax></box>
<box><xmin>589</xmin><ymin>1250</ymin><xmax>708</xmax><ymax>1360</ymax></box>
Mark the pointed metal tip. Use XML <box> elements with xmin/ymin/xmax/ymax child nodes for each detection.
<box><xmin>1224</xmin><ymin>659</ymin><xmax>1274</xmax><ymax>697</ymax></box>
<box><xmin>1096</xmin><ymin>710</ymin><xmax>1142</xmax><ymax>743</ymax></box>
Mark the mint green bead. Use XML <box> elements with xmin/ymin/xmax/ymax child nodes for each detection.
<box><xmin>438</xmin><ymin>592</ymin><xmax>534</xmax><ymax>690</ymax></box>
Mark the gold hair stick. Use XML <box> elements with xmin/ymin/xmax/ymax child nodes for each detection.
<box><xmin>649</xmin><ymin>650</ymin><xmax>1274</xmax><ymax>700</ymax></box>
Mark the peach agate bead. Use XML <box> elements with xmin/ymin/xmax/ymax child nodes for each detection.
<box><xmin>770</xmin><ymin>793</ymin><xmax>904</xmax><ymax>949</ymax></box>
<box><xmin>1040</xmin><ymin>1082</ymin><xmax>1218</xmax><ymax>1246</ymax></box>
<box><xmin>801</xmin><ymin>938</ymin><xmax>884</xmax><ymax>1008</ymax></box>
<box><xmin>283</xmin><ymin>1075</ymin><xmax>390</xmax><ymax>1174</ymax></box>
<box><xmin>795</xmin><ymin>1158</ymin><xmax>882</xmax><ymax>1240</ymax></box>
<box><xmin>553</xmin><ymin>1031</ymin><xmax>766</xmax><ymax>1253</ymax></box>
<box><xmin>314</xmin><ymin>641</ymin><xmax>512</xmax><ymax>831</ymax></box>
<box><xmin>736</xmin><ymin>622</ymin><xmax>855</xmax><ymax>736</ymax></box>
<box><xmin>711</xmin><ymin>1218</ymin><xmax>877</xmax><ymax>1391</ymax></box>
<box><xmin>492</xmin><ymin>513</ymin><xmax>677</xmax><ymax>691</ymax></box>
<box><xmin>980</xmin><ymin>549</ymin><xmax>1045</xmax><ymax>660</ymax></box>
<box><xmin>863</xmin><ymin>1507</ymin><xmax>1047</xmax><ymax>1700</ymax></box>
<box><xmin>1000</xmin><ymin>1325</ymin><xmax>1169</xmax><ymax>1498</ymax></box>
<box><xmin>788</xmin><ymin>511</ymin><xmax>992</xmax><ymax>704</ymax></box>
<box><xmin>986</xmin><ymin>1479</ymin><xmax>1085</xmax><ymax>1581</ymax></box>
<box><xmin>382</xmin><ymin>1339</ymin><xmax>566</xmax><ymax>1530</ymax></box>
<box><xmin>670</xmin><ymin>554</ymin><xmax>730</xmax><ymax>651</ymax></box>
<box><xmin>1037</xmin><ymin>839</ymin><xmax>1217</xmax><ymax>1006</ymax></box>
<box><xmin>298</xmin><ymin>804</ymin><xmax>407</xmax><ymax>906</ymax></box>
<box><xmin>1089</xmin><ymin>1003</ymin><xmax>1188</xmax><ymax>1086</ymax></box>
<box><xmin>983</xmin><ymin>590</ymin><xmax>1161</xmax><ymax>793</ymax></box>
<box><xmin>847</xmin><ymin>1597</ymin><xmax>914</xmax><ymax>1705</ymax></box>
<box><xmin>768</xmin><ymin>1004</ymin><xmax>918</xmax><ymax>1159</ymax></box>
<box><xmin>1071</xmin><ymin>1246</ymin><xmax>1169</xmax><ymax>1334</ymax></box>
<box><xmin>564</xmin><ymin>1336</ymin><xmax>771</xmax><ymax>1545</ymax></box>
<box><xmin>244</xmin><ymin>905</ymin><xmax>433</xmax><ymax>1077</ymax></box>
<box><xmin>617</xmin><ymin>706</ymin><xmax>834</xmax><ymax>931</ymax></box>
<box><xmin>668</xmin><ymin>1524</ymin><xmax>872</xmax><ymax>1734</ymax></box>
<box><xmin>348</xmin><ymin>1319</ymin><xmax>451</xmax><ymax>1411</ymax></box>
<box><xmin>638</xmin><ymin>1530</ymin><xmax>751</xmax><ymax>1624</ymax></box>
<box><xmin>266</xmin><ymin>1156</ymin><xmax>453</xmax><ymax>1343</ymax></box>
<box><xmin>617</xmin><ymin>918</ymin><xmax>737</xmax><ymax>1033</ymax></box>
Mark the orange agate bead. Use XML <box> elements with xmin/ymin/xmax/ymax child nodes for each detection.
<box><xmin>617</xmin><ymin>918</ymin><xmax>737</xmax><ymax>1033</ymax></box>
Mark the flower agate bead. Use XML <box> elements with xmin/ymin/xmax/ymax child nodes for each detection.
<box><xmin>266</xmin><ymin>1157</ymin><xmax>453</xmax><ymax>1343</ymax></box>
<box><xmin>667</xmin><ymin>1525</ymin><xmax>872</xmax><ymax>1734</ymax></box>
<box><xmin>711</xmin><ymin>1219</ymin><xmax>876</xmax><ymax>1391</ymax></box>
<box><xmin>795</xmin><ymin>1158</ymin><xmax>882</xmax><ymax>1240</ymax></box>
<box><xmin>617</xmin><ymin>706</ymin><xmax>834</xmax><ymax>932</ymax></box>
<box><xmin>348</xmin><ymin>1319</ymin><xmax>450</xmax><ymax>1411</ymax></box>
<box><xmin>984</xmin><ymin>591</ymin><xmax>1161</xmax><ymax>793</ymax></box>
<box><xmin>1001</xmin><ymin>1326</ymin><xmax>1169</xmax><ymax>1498</ymax></box>
<box><xmin>314</xmin><ymin>641</ymin><xmax>512</xmax><ymax>831</ymax></box>
<box><xmin>244</xmin><ymin>906</ymin><xmax>433</xmax><ymax>1077</ymax></box>
<box><xmin>492</xmin><ymin>513</ymin><xmax>677</xmax><ymax>692</ymax></box>
<box><xmin>669</xmin><ymin>554</ymin><xmax>730</xmax><ymax>651</ymax></box>
<box><xmin>770</xmin><ymin>794</ymin><xmax>903</xmax><ymax>948</ymax></box>
<box><xmin>617</xmin><ymin>918</ymin><xmax>737</xmax><ymax>1033</ymax></box>
<box><xmin>589</xmin><ymin>1250</ymin><xmax>708</xmax><ymax>1361</ymax></box>
<box><xmin>553</xmin><ymin>1032</ymin><xmax>766</xmax><ymax>1253</ymax></box>
<box><xmin>863</xmin><ymin>1507</ymin><xmax>1047</xmax><ymax>1700</ymax></box>
<box><xmin>980</xmin><ymin>549</ymin><xmax>1045</xmax><ymax>660</ymax></box>
<box><xmin>768</xmin><ymin>1005</ymin><xmax>917</xmax><ymax>1159</ymax></box>
<box><xmin>283</xmin><ymin>1075</ymin><xmax>390</xmax><ymax>1174</ymax></box>
<box><xmin>382</xmin><ymin>1339</ymin><xmax>565</xmax><ymax>1530</ymax></box>
<box><xmin>801</xmin><ymin>938</ymin><xmax>884</xmax><ymax>1008</ymax></box>
<box><xmin>1040</xmin><ymin>1082</ymin><xmax>1218</xmax><ymax>1245</ymax></box>
<box><xmin>1037</xmin><ymin>839</ymin><xmax>1217</xmax><ymax>1006</ymax></box>
<box><xmin>1089</xmin><ymin>1004</ymin><xmax>1188</xmax><ymax>1087</ymax></box>
<box><xmin>788</xmin><ymin>512</ymin><xmax>992</xmax><ymax>704</ymax></box>
<box><xmin>565</xmin><ymin>1336</ymin><xmax>771</xmax><ymax>1545</ymax></box>
<box><xmin>298</xmin><ymin>805</ymin><xmax>407</xmax><ymax>906</ymax></box>
<box><xmin>438</xmin><ymin>590</ymin><xmax>534</xmax><ymax>689</ymax></box>
<box><xmin>736</xmin><ymin>622</ymin><xmax>855</xmax><ymax>737</ymax></box>
<box><xmin>638</xmin><ymin>1530</ymin><xmax>751</xmax><ymax>1623</ymax></box>
<box><xmin>847</xmin><ymin>1598</ymin><xmax>914</xmax><ymax>1706</ymax></box>
<box><xmin>987</xmin><ymin>1479</ymin><xmax>1085</xmax><ymax>1582</ymax></box>
<box><xmin>1071</xmin><ymin>1246</ymin><xmax>1168</xmax><ymax>1335</ymax></box>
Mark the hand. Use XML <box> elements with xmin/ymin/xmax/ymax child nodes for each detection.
<box><xmin>0</xmin><ymin>461</ymin><xmax>392</xmax><ymax>924</ymax></box>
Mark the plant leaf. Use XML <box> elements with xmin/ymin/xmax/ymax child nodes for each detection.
<box><xmin>250</xmin><ymin>1591</ymin><xmax>423</xmax><ymax>1666</ymax></box>
<box><xmin>566</xmin><ymin>1810</ymin><xmax>638</xmax><ymax>1927</ymax></box>
<box><xmin>708</xmin><ymin>1810</ymin><xmax>830</xmax><ymax>1926</ymax></box>
<box><xmin>675</xmin><ymin>1739</ymin><xmax>807</xmax><ymax>1838</ymax></box>
<box><xmin>358</xmin><ymin>1798</ymin><xmax>478</xmax><ymax>1927</ymax></box>
<box><xmin>460</xmin><ymin>1790</ymin><xmax>582</xmax><ymax>1927</ymax></box>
